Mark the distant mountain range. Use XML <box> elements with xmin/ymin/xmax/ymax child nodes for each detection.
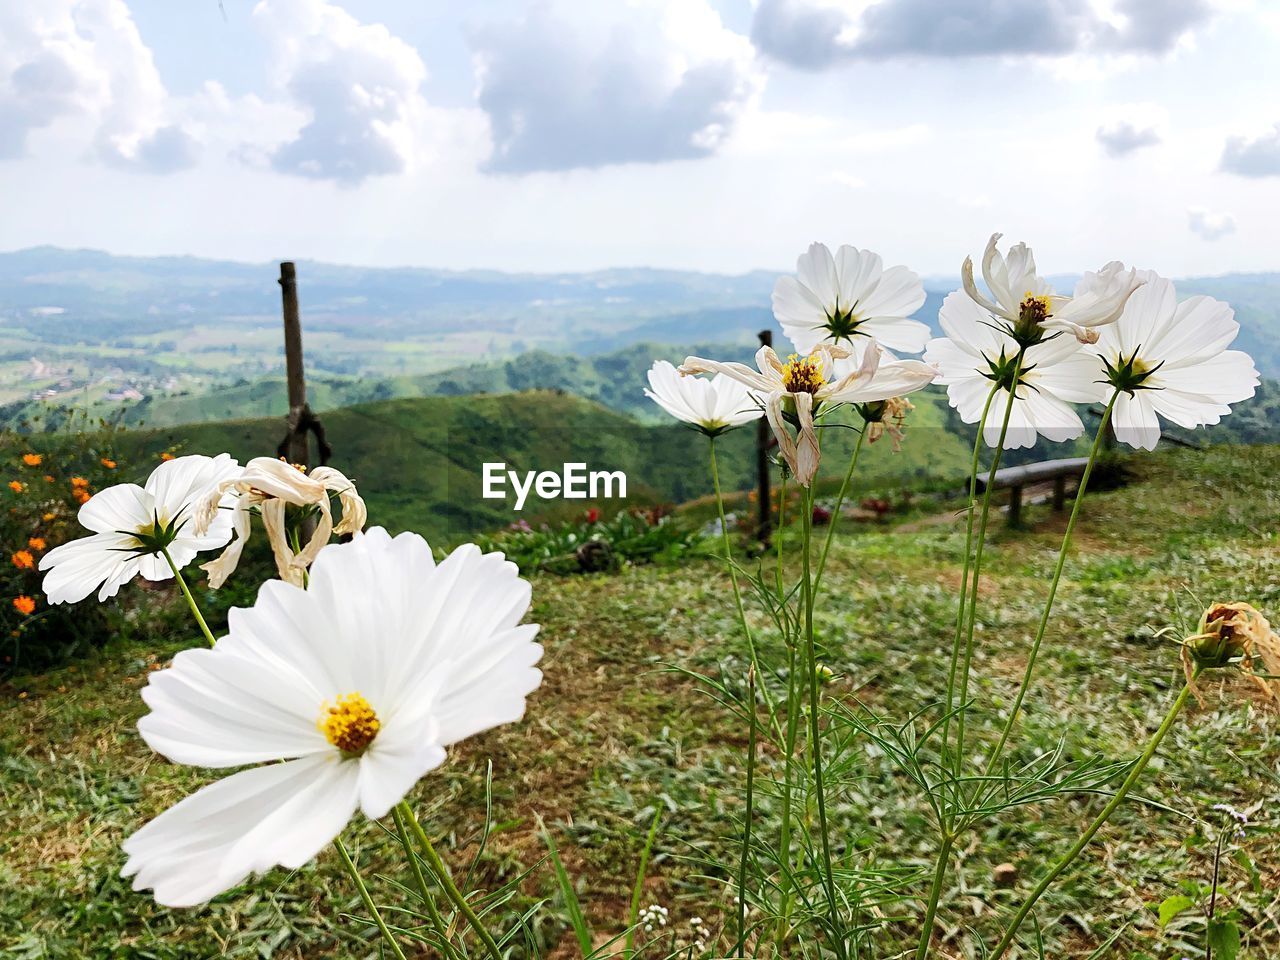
<box><xmin>2</xmin><ymin>245</ymin><xmax>1278</xmax><ymax>441</ymax></box>
<box><xmin>3</xmin><ymin>244</ymin><xmax>1278</xmax><ymax>366</ymax></box>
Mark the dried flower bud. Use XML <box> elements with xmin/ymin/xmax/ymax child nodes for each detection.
<box><xmin>1182</xmin><ymin>602</ymin><xmax>1280</xmax><ymax>708</ymax></box>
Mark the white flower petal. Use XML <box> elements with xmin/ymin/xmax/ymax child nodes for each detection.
<box><xmin>39</xmin><ymin>532</ymin><xmax>140</xmax><ymax>604</ymax></box>
<box><xmin>1153</xmin><ymin>350</ymin><xmax>1258</xmax><ymax>410</ymax></box>
<box><xmin>1149</xmin><ymin>295</ymin><xmax>1239</xmax><ymax>366</ymax></box>
<box><xmin>859</xmin><ymin>317</ymin><xmax>931</xmax><ymax>354</ymax></box>
<box><xmin>795</xmin><ymin>242</ymin><xmax>840</xmax><ymax>309</ymax></box>
<box><xmin>77</xmin><ymin>484</ymin><xmax>150</xmax><ymax>534</ymax></box>
<box><xmin>122</xmin><ymin>754</ymin><xmax>360</xmax><ymax>907</ymax></box>
<box><xmin>772</xmin><ymin>274</ymin><xmax>827</xmax><ymax>340</ymax></box>
<box><xmin>1028</xmin><ymin>350</ymin><xmax>1108</xmax><ymax>405</ymax></box>
<box><xmin>144</xmin><ymin>454</ymin><xmax>241</xmax><ymax>531</ymax></box>
<box><xmin>833</xmin><ymin>245</ymin><xmax>882</xmax><ymax>309</ymax></box>
<box><xmin>644</xmin><ymin>361</ymin><xmax>760</xmax><ymax>431</ymax></box>
<box><xmin>854</xmin><ymin>263</ymin><xmax>926</xmax><ymax>323</ymax></box>
<box><xmin>1112</xmin><ymin>390</ymin><xmax>1161</xmax><ymax>450</ymax></box>
<box><xmin>137</xmin><ymin>643</ymin><xmax>332</xmax><ymax>768</ymax></box>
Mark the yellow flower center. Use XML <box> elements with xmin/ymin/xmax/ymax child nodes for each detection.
<box><xmin>1129</xmin><ymin>355</ymin><xmax>1153</xmax><ymax>376</ymax></box>
<box><xmin>781</xmin><ymin>354</ymin><xmax>827</xmax><ymax>395</ymax></box>
<box><xmin>319</xmin><ymin>692</ymin><xmax>381</xmax><ymax>755</ymax></box>
<box><xmin>1018</xmin><ymin>292</ymin><xmax>1051</xmax><ymax>324</ymax></box>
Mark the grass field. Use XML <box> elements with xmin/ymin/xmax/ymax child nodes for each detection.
<box><xmin>3</xmin><ymin>444</ymin><xmax>1279</xmax><ymax>959</ymax></box>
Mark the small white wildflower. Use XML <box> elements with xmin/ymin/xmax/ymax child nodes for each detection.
<box><xmin>639</xmin><ymin>903</ymin><xmax>669</xmax><ymax>932</ymax></box>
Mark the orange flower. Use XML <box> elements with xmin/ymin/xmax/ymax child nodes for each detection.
<box><xmin>27</xmin><ymin>537</ymin><xmax>46</xmax><ymax>552</ymax></box>
<box><xmin>41</xmin><ymin>512</ymin><xmax>56</xmax><ymax>522</ymax></box>
<box><xmin>12</xmin><ymin>596</ymin><xmax>35</xmax><ymax>616</ymax></box>
<box><xmin>21</xmin><ymin>453</ymin><xmax>42</xmax><ymax>467</ymax></box>
<box><xmin>72</xmin><ymin>488</ymin><xmax>91</xmax><ymax>505</ymax></box>
<box><xmin>100</xmin><ymin>458</ymin><xmax>117</xmax><ymax>469</ymax></box>
<box><xmin>43</xmin><ymin>474</ymin><xmax>54</xmax><ymax>483</ymax></box>
<box><xmin>7</xmin><ymin>481</ymin><xmax>23</xmax><ymax>493</ymax></box>
<box><xmin>12</xmin><ymin>550</ymin><xmax>35</xmax><ymax>570</ymax></box>
<box><xmin>71</xmin><ymin>476</ymin><xmax>89</xmax><ymax>488</ymax></box>
<box><xmin>160</xmin><ymin>452</ymin><xmax>176</xmax><ymax>461</ymax></box>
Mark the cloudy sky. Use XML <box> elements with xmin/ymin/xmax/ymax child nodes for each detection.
<box><xmin>1</xmin><ymin>0</ymin><xmax>1278</xmax><ymax>276</ymax></box>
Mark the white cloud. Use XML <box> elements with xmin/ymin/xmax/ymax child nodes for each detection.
<box><xmin>1220</xmin><ymin>122</ymin><xmax>1280</xmax><ymax>177</ymax></box>
<box><xmin>471</xmin><ymin>0</ymin><xmax>763</xmax><ymax>174</ymax></box>
<box><xmin>1187</xmin><ymin>206</ymin><xmax>1236</xmax><ymax>240</ymax></box>
<box><xmin>750</xmin><ymin>0</ymin><xmax>1224</xmax><ymax>67</ymax></box>
<box><xmin>1095</xmin><ymin>104</ymin><xmax>1166</xmax><ymax>156</ymax></box>
<box><xmin>1096</xmin><ymin>120</ymin><xmax>1161</xmax><ymax>155</ymax></box>
<box><xmin>0</xmin><ymin>0</ymin><xmax>197</xmax><ymax>173</ymax></box>
<box><xmin>251</xmin><ymin>0</ymin><xmax>433</xmax><ymax>185</ymax></box>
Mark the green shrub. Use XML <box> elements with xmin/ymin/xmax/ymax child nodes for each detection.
<box><xmin>0</xmin><ymin>424</ymin><xmax>168</xmax><ymax>673</ymax></box>
<box><xmin>471</xmin><ymin>506</ymin><xmax>704</xmax><ymax>574</ymax></box>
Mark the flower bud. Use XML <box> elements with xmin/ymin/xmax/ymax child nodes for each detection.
<box><xmin>1188</xmin><ymin>603</ymin><xmax>1263</xmax><ymax>668</ymax></box>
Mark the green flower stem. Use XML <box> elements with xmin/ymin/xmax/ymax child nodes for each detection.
<box><xmin>777</xmin><ymin>623</ymin><xmax>801</xmax><ymax>947</ymax></box>
<box><xmin>398</xmin><ymin>801</ymin><xmax>504</xmax><ymax>960</ymax></box>
<box><xmin>709</xmin><ymin>437</ymin><xmax>781</xmax><ymax>731</ymax></box>
<box><xmin>707</xmin><ymin>437</ymin><xmax>772</xmax><ymax>957</ymax></box>
<box><xmin>161</xmin><ymin>547</ymin><xmax>217</xmax><ymax>648</ymax></box>
<box><xmin>953</xmin><ymin>352</ymin><xmax>1022</xmax><ymax>771</ymax></box>
<box><xmin>984</xmin><ymin>390</ymin><xmax>1120</xmax><ymax>772</ymax></box>
<box><xmin>917</xmin><ymin>371</ymin><xmax>1014</xmax><ymax>960</ymax></box>
<box><xmin>914</xmin><ymin>833</ymin><xmax>955</xmax><ymax>960</ymax></box>
<box><xmin>332</xmin><ymin>837</ymin><xmax>409</xmax><ymax>960</ymax></box>
<box><xmin>940</xmin><ymin>383</ymin><xmax>1001</xmax><ymax>774</ymax></box>
<box><xmin>735</xmin><ymin>664</ymin><xmax>758</xmax><ymax>957</ymax></box>
<box><xmin>989</xmin><ymin>674</ymin><xmax>1199</xmax><ymax>960</ymax></box>
<box><xmin>392</xmin><ymin>806</ymin><xmax>462</xmax><ymax>960</ymax></box>
<box><xmin>801</xmin><ymin>483</ymin><xmax>845</xmax><ymax>960</ymax></box>
<box><xmin>812</xmin><ymin>426</ymin><xmax>866</xmax><ymax>593</ymax></box>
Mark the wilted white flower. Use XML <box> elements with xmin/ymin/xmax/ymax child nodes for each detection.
<box><xmin>823</xmin><ymin>337</ymin><xmax>938</xmax><ymax>408</ymax></box>
<box><xmin>1092</xmin><ymin>272</ymin><xmax>1258</xmax><ymax>450</ymax></box>
<box><xmin>644</xmin><ymin>360</ymin><xmax>762</xmax><ymax>435</ymax></box>
<box><xmin>196</xmin><ymin>457</ymin><xmax>366</xmax><ymax>588</ymax></box>
<box><xmin>925</xmin><ymin>291</ymin><xmax>1105</xmax><ymax>449</ymax></box>
<box><xmin>961</xmin><ymin>233</ymin><xmax>1143</xmax><ymax>344</ymax></box>
<box><xmin>682</xmin><ymin>343</ymin><xmax>897</xmax><ymax>486</ymax></box>
<box><xmin>772</xmin><ymin>242</ymin><xmax>930</xmax><ymax>354</ymax></box>
<box><xmin>121</xmin><ymin>528</ymin><xmax>542</xmax><ymax>906</ymax></box>
<box><xmin>39</xmin><ymin>454</ymin><xmax>241</xmax><ymax>604</ymax></box>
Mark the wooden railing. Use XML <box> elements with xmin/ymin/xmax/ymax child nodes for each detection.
<box><xmin>972</xmin><ymin>457</ymin><xmax>1090</xmax><ymax>526</ymax></box>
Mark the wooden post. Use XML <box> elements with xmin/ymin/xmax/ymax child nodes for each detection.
<box><xmin>1052</xmin><ymin>474</ymin><xmax>1066</xmax><ymax>511</ymax></box>
<box><xmin>279</xmin><ymin>262</ymin><xmax>309</xmax><ymax>467</ymax></box>
<box><xmin>1008</xmin><ymin>484</ymin><xmax>1023</xmax><ymax>527</ymax></box>
<box><xmin>755</xmin><ymin>330</ymin><xmax>773</xmax><ymax>548</ymax></box>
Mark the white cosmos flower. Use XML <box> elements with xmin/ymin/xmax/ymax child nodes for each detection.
<box><xmin>680</xmin><ymin>341</ymin><xmax>924</xmax><ymax>486</ymax></box>
<box><xmin>925</xmin><ymin>291</ymin><xmax>1106</xmax><ymax>449</ymax></box>
<box><xmin>39</xmin><ymin>454</ymin><xmax>241</xmax><ymax>604</ymax></box>
<box><xmin>196</xmin><ymin>457</ymin><xmax>367</xmax><ymax>589</ymax></box>
<box><xmin>1092</xmin><ymin>272</ymin><xmax>1259</xmax><ymax>450</ymax></box>
<box><xmin>644</xmin><ymin>360</ymin><xmax>763</xmax><ymax>435</ymax></box>
<box><xmin>773</xmin><ymin>242</ymin><xmax>930</xmax><ymax>355</ymax></box>
<box><xmin>962</xmin><ymin>233</ymin><xmax>1143</xmax><ymax>344</ymax></box>
<box><xmin>121</xmin><ymin>527</ymin><xmax>542</xmax><ymax>907</ymax></box>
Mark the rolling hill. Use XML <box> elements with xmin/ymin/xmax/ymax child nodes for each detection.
<box><xmin>116</xmin><ymin>389</ymin><xmax>974</xmax><ymax>542</ymax></box>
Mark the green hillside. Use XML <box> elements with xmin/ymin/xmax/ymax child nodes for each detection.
<box><xmin>83</xmin><ymin>342</ymin><xmax>751</xmax><ymax>429</ymax></box>
<box><xmin>118</xmin><ymin>389</ymin><xmax>972</xmax><ymax>542</ymax></box>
